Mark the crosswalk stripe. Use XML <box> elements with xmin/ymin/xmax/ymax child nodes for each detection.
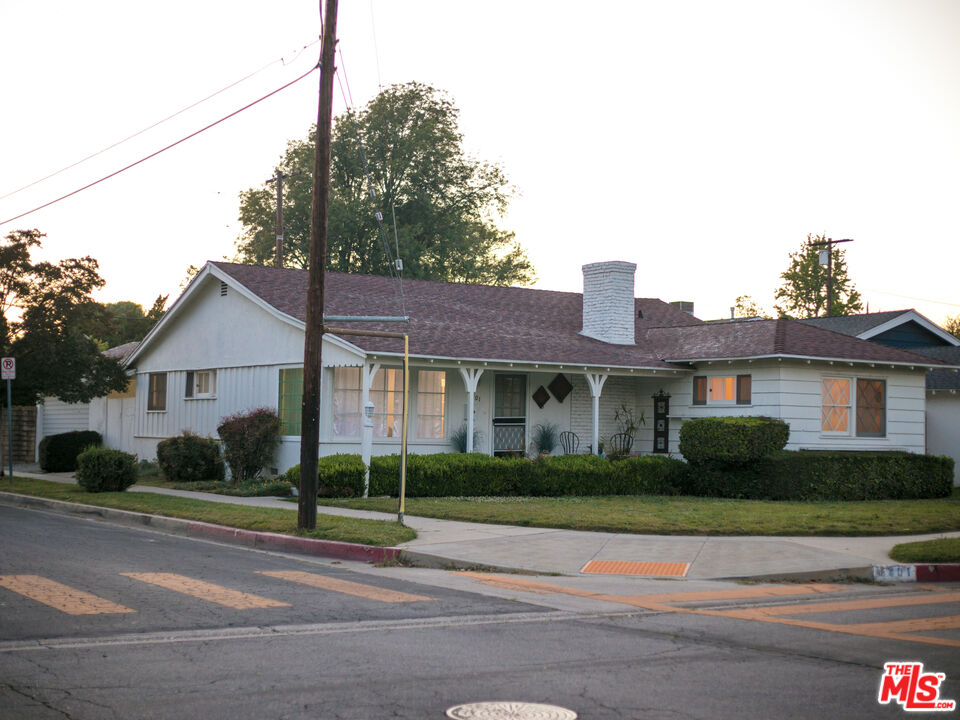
<box><xmin>841</xmin><ymin>614</ymin><xmax>960</xmax><ymax>634</ymax></box>
<box><xmin>258</xmin><ymin>571</ymin><xmax>433</xmax><ymax>603</ymax></box>
<box><xmin>0</xmin><ymin>575</ymin><xmax>135</xmax><ymax>615</ymax></box>
<box><xmin>120</xmin><ymin>573</ymin><xmax>289</xmax><ymax>610</ymax></box>
<box><xmin>724</xmin><ymin>590</ymin><xmax>960</xmax><ymax>617</ymax></box>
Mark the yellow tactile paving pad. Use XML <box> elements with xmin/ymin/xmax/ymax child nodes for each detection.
<box><xmin>258</xmin><ymin>571</ymin><xmax>433</xmax><ymax>603</ymax></box>
<box><xmin>120</xmin><ymin>573</ymin><xmax>289</xmax><ymax>610</ymax></box>
<box><xmin>0</xmin><ymin>575</ymin><xmax>135</xmax><ymax>615</ymax></box>
<box><xmin>582</xmin><ymin>560</ymin><xmax>690</xmax><ymax>577</ymax></box>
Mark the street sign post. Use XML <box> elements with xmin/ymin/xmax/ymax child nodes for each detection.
<box><xmin>2</xmin><ymin>358</ymin><xmax>14</xmax><ymax>483</ymax></box>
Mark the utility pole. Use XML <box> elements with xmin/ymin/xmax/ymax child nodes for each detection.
<box><xmin>811</xmin><ymin>237</ymin><xmax>854</xmax><ymax>317</ymax></box>
<box><xmin>298</xmin><ymin>0</ymin><xmax>338</xmax><ymax>531</ymax></box>
<box><xmin>266</xmin><ymin>170</ymin><xmax>288</xmax><ymax>268</ymax></box>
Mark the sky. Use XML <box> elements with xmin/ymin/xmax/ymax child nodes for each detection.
<box><xmin>2</xmin><ymin>0</ymin><xmax>958</xmax><ymax>325</ymax></box>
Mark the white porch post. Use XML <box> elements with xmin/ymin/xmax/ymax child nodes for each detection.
<box><xmin>585</xmin><ymin>373</ymin><xmax>608</xmax><ymax>455</ymax></box>
<box><xmin>458</xmin><ymin>368</ymin><xmax>484</xmax><ymax>453</ymax></box>
<box><xmin>360</xmin><ymin>362</ymin><xmax>380</xmax><ymax>497</ymax></box>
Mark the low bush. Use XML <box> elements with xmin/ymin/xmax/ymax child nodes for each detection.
<box><xmin>171</xmin><ymin>478</ymin><xmax>295</xmax><ymax>497</ymax></box>
<box><xmin>38</xmin><ymin>430</ymin><xmax>102</xmax><ymax>472</ymax></box>
<box><xmin>679</xmin><ymin>417</ymin><xmax>790</xmax><ymax>464</ymax></box>
<box><xmin>284</xmin><ymin>454</ymin><xmax>366</xmax><ymax>498</ymax></box>
<box><xmin>682</xmin><ymin>451</ymin><xmax>954</xmax><ymax>501</ymax></box>
<box><xmin>76</xmin><ymin>446</ymin><xmax>138</xmax><ymax>493</ymax></box>
<box><xmin>367</xmin><ymin>452</ymin><xmax>689</xmax><ymax>498</ymax></box>
<box><xmin>217</xmin><ymin>408</ymin><xmax>281</xmax><ymax>483</ymax></box>
<box><xmin>156</xmin><ymin>432</ymin><xmax>224</xmax><ymax>483</ymax></box>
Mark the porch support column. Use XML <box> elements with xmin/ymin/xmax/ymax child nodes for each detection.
<box><xmin>458</xmin><ymin>367</ymin><xmax>484</xmax><ymax>453</ymax></box>
<box><xmin>585</xmin><ymin>373</ymin><xmax>608</xmax><ymax>455</ymax></box>
<box><xmin>360</xmin><ymin>362</ymin><xmax>380</xmax><ymax>497</ymax></box>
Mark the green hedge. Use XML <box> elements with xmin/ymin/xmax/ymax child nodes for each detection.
<box><xmin>679</xmin><ymin>417</ymin><xmax>790</xmax><ymax>464</ymax></box>
<box><xmin>682</xmin><ymin>451</ymin><xmax>954</xmax><ymax>501</ymax></box>
<box><xmin>156</xmin><ymin>432</ymin><xmax>224</xmax><ymax>483</ymax></box>
<box><xmin>75</xmin><ymin>446</ymin><xmax>138</xmax><ymax>493</ymax></box>
<box><xmin>38</xmin><ymin>431</ymin><xmax>102</xmax><ymax>472</ymax></box>
<box><xmin>368</xmin><ymin>452</ymin><xmax>688</xmax><ymax>497</ymax></box>
<box><xmin>285</xmin><ymin>454</ymin><xmax>366</xmax><ymax>498</ymax></box>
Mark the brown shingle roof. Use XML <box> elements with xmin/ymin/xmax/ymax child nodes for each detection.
<box><xmin>647</xmin><ymin>318</ymin><xmax>948</xmax><ymax>366</ymax></box>
<box><xmin>212</xmin><ymin>262</ymin><xmax>949</xmax><ymax>369</ymax></box>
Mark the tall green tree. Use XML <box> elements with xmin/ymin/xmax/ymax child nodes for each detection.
<box><xmin>91</xmin><ymin>296</ymin><xmax>168</xmax><ymax>348</ymax></box>
<box><xmin>732</xmin><ymin>295</ymin><xmax>770</xmax><ymax>319</ymax></box>
<box><xmin>0</xmin><ymin>229</ymin><xmax>128</xmax><ymax>405</ymax></box>
<box><xmin>944</xmin><ymin>314</ymin><xmax>960</xmax><ymax>340</ymax></box>
<box><xmin>774</xmin><ymin>234</ymin><xmax>863</xmax><ymax>318</ymax></box>
<box><xmin>235</xmin><ymin>82</ymin><xmax>535</xmax><ymax>286</ymax></box>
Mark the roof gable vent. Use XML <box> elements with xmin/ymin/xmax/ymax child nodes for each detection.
<box><xmin>220</xmin><ymin>282</ymin><xmax>228</xmax><ymax>297</ymax></box>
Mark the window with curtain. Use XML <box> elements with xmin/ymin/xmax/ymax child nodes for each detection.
<box><xmin>417</xmin><ymin>370</ymin><xmax>446</xmax><ymax>439</ymax></box>
<box><xmin>333</xmin><ymin>367</ymin><xmax>361</xmax><ymax>437</ymax></box>
<box><xmin>692</xmin><ymin>375</ymin><xmax>751</xmax><ymax>405</ymax></box>
<box><xmin>147</xmin><ymin>373</ymin><xmax>167</xmax><ymax>411</ymax></box>
<box><xmin>277</xmin><ymin>367</ymin><xmax>303</xmax><ymax>435</ymax></box>
<box><xmin>370</xmin><ymin>368</ymin><xmax>404</xmax><ymax>438</ymax></box>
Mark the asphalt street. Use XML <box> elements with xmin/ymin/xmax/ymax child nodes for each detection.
<box><xmin>1</xmin><ymin>505</ymin><xmax>958</xmax><ymax>719</ymax></box>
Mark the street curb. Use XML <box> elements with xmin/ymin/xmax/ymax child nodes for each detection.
<box><xmin>724</xmin><ymin>564</ymin><xmax>960</xmax><ymax>584</ymax></box>
<box><xmin>0</xmin><ymin>492</ymin><xmax>402</xmax><ymax>565</ymax></box>
<box><xmin>396</xmin><ymin>548</ymin><xmax>536</xmax><ymax>575</ymax></box>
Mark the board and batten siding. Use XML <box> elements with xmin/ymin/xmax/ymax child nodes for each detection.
<box><xmin>41</xmin><ymin>398</ymin><xmax>90</xmax><ymax>437</ymax></box>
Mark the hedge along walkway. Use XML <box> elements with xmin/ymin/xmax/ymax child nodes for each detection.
<box><xmin>319</xmin><ymin>490</ymin><xmax>960</xmax><ymax>537</ymax></box>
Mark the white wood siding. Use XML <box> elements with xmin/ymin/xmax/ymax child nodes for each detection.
<box><xmin>41</xmin><ymin>399</ymin><xmax>89</xmax><ymax>436</ymax></box>
<box><xmin>926</xmin><ymin>393</ymin><xmax>960</xmax><ymax>485</ymax></box>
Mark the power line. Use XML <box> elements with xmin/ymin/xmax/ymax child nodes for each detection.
<box><xmin>369</xmin><ymin>0</ymin><xmax>383</xmax><ymax>91</ymax></box>
<box><xmin>0</xmin><ymin>62</ymin><xmax>320</xmax><ymax>227</ymax></box>
<box><xmin>861</xmin><ymin>288</ymin><xmax>960</xmax><ymax>308</ymax></box>
<box><xmin>0</xmin><ymin>38</ymin><xmax>320</xmax><ymax>202</ymax></box>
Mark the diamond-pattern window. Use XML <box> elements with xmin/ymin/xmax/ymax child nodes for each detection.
<box><xmin>821</xmin><ymin>378</ymin><xmax>850</xmax><ymax>432</ymax></box>
<box><xmin>856</xmin><ymin>379</ymin><xmax>885</xmax><ymax>437</ymax></box>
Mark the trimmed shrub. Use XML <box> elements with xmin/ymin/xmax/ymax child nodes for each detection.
<box><xmin>156</xmin><ymin>432</ymin><xmax>224</xmax><ymax>483</ymax></box>
<box><xmin>368</xmin><ymin>452</ymin><xmax>689</xmax><ymax>498</ymax></box>
<box><xmin>284</xmin><ymin>454</ymin><xmax>366</xmax><ymax>498</ymax></box>
<box><xmin>681</xmin><ymin>451</ymin><xmax>954</xmax><ymax>501</ymax></box>
<box><xmin>217</xmin><ymin>408</ymin><xmax>282</xmax><ymax>483</ymax></box>
<box><xmin>75</xmin><ymin>446</ymin><xmax>138</xmax><ymax>493</ymax></box>
<box><xmin>38</xmin><ymin>431</ymin><xmax>102</xmax><ymax>472</ymax></box>
<box><xmin>679</xmin><ymin>417</ymin><xmax>789</xmax><ymax>465</ymax></box>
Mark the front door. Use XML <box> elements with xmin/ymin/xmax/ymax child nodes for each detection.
<box><xmin>493</xmin><ymin>374</ymin><xmax>526</xmax><ymax>456</ymax></box>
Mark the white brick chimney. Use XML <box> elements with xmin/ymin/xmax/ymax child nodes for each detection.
<box><xmin>580</xmin><ymin>261</ymin><xmax>637</xmax><ymax>345</ymax></box>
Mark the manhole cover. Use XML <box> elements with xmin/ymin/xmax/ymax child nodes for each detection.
<box><xmin>446</xmin><ymin>701</ymin><xmax>577</xmax><ymax>719</ymax></box>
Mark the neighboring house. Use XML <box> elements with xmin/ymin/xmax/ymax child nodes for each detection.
<box><xmin>802</xmin><ymin>310</ymin><xmax>960</xmax><ymax>484</ymax></box>
<box><xmin>34</xmin><ymin>341</ymin><xmax>140</xmax><ymax>462</ymax></box>
<box><xmin>119</xmin><ymin>260</ymin><xmax>954</xmax><ymax>476</ymax></box>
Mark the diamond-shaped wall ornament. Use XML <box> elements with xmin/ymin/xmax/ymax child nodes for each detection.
<box><xmin>532</xmin><ymin>385</ymin><xmax>550</xmax><ymax>409</ymax></box>
<box><xmin>548</xmin><ymin>373</ymin><xmax>573</xmax><ymax>403</ymax></box>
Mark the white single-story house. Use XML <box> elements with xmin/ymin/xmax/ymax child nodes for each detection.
<box><xmin>114</xmin><ymin>260</ymin><xmax>954</xmax><ymax>476</ymax></box>
<box><xmin>801</xmin><ymin>310</ymin><xmax>960</xmax><ymax>484</ymax></box>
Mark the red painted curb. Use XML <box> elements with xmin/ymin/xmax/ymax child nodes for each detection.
<box><xmin>184</xmin><ymin>520</ymin><xmax>402</xmax><ymax>564</ymax></box>
<box><xmin>915</xmin><ymin>564</ymin><xmax>960</xmax><ymax>582</ymax></box>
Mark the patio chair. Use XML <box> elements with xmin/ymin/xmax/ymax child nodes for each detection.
<box><xmin>609</xmin><ymin>432</ymin><xmax>634</xmax><ymax>455</ymax></box>
<box><xmin>559</xmin><ymin>431</ymin><xmax>580</xmax><ymax>455</ymax></box>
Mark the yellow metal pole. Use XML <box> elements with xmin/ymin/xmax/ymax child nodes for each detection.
<box><xmin>399</xmin><ymin>334</ymin><xmax>409</xmax><ymax>524</ymax></box>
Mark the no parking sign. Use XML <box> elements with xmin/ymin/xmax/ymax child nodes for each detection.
<box><xmin>1</xmin><ymin>357</ymin><xmax>15</xmax><ymax>380</ymax></box>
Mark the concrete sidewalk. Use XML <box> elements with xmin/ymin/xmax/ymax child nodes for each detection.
<box><xmin>7</xmin><ymin>468</ymin><xmax>960</xmax><ymax>581</ymax></box>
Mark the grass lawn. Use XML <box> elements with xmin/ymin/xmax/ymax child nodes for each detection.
<box><xmin>890</xmin><ymin>537</ymin><xmax>960</xmax><ymax>563</ymax></box>
<box><xmin>318</xmin><ymin>489</ymin><xmax>960</xmax><ymax>537</ymax></box>
<box><xmin>2</xmin><ymin>477</ymin><xmax>415</xmax><ymax>546</ymax></box>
